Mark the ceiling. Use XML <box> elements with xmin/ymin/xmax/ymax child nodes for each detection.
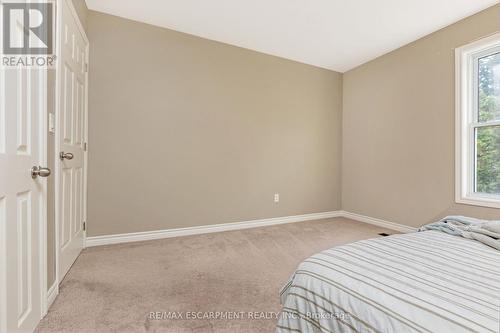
<box><xmin>85</xmin><ymin>0</ymin><xmax>500</xmax><ymax>72</ymax></box>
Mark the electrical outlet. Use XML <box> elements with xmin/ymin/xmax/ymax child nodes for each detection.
<box><xmin>274</xmin><ymin>193</ymin><xmax>279</xmax><ymax>203</ymax></box>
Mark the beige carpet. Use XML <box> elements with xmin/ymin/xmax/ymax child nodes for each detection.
<box><xmin>36</xmin><ymin>217</ymin><xmax>392</xmax><ymax>333</ymax></box>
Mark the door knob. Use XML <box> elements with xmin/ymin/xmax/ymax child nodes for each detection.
<box><xmin>31</xmin><ymin>166</ymin><xmax>51</xmax><ymax>179</ymax></box>
<box><xmin>60</xmin><ymin>152</ymin><xmax>74</xmax><ymax>160</ymax></box>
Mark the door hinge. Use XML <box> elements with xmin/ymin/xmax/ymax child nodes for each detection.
<box><xmin>84</xmin><ymin>142</ymin><xmax>87</xmax><ymax>151</ymax></box>
<box><xmin>84</xmin><ymin>63</ymin><xmax>88</xmax><ymax>72</ymax></box>
<box><xmin>83</xmin><ymin>221</ymin><xmax>86</xmax><ymax>231</ymax></box>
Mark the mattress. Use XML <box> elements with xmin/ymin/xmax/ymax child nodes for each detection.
<box><xmin>276</xmin><ymin>230</ymin><xmax>500</xmax><ymax>333</ymax></box>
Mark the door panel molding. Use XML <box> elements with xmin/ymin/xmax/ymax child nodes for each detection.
<box><xmin>16</xmin><ymin>191</ymin><xmax>32</xmax><ymax>326</ymax></box>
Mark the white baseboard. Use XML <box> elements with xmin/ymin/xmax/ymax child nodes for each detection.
<box><xmin>46</xmin><ymin>281</ymin><xmax>58</xmax><ymax>311</ymax></box>
<box><xmin>340</xmin><ymin>211</ymin><xmax>417</xmax><ymax>233</ymax></box>
<box><xmin>86</xmin><ymin>210</ymin><xmax>417</xmax><ymax>247</ymax></box>
<box><xmin>86</xmin><ymin>211</ymin><xmax>343</xmax><ymax>247</ymax></box>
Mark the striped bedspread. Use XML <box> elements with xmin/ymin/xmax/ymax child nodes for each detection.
<box><xmin>276</xmin><ymin>230</ymin><xmax>500</xmax><ymax>333</ymax></box>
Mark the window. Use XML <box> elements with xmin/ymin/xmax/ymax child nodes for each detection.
<box><xmin>456</xmin><ymin>33</ymin><xmax>500</xmax><ymax>208</ymax></box>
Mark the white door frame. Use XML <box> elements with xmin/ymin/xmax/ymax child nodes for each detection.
<box><xmin>40</xmin><ymin>67</ymin><xmax>49</xmax><ymax>317</ymax></box>
<box><xmin>52</xmin><ymin>0</ymin><xmax>89</xmax><ymax>304</ymax></box>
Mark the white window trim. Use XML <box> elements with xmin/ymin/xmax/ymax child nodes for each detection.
<box><xmin>455</xmin><ymin>32</ymin><xmax>500</xmax><ymax>209</ymax></box>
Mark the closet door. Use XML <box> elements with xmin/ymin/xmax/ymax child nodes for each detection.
<box><xmin>57</xmin><ymin>0</ymin><xmax>88</xmax><ymax>280</ymax></box>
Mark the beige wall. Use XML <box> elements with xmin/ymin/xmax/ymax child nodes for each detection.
<box><xmin>86</xmin><ymin>11</ymin><xmax>343</xmax><ymax>236</ymax></box>
<box><xmin>342</xmin><ymin>4</ymin><xmax>500</xmax><ymax>228</ymax></box>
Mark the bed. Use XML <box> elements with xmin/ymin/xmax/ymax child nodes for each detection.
<box><xmin>276</xmin><ymin>230</ymin><xmax>500</xmax><ymax>333</ymax></box>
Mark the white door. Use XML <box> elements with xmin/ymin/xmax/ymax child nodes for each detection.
<box><xmin>57</xmin><ymin>0</ymin><xmax>88</xmax><ymax>280</ymax></box>
<box><xmin>0</xmin><ymin>67</ymin><xmax>47</xmax><ymax>332</ymax></box>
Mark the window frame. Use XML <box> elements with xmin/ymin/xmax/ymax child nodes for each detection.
<box><xmin>455</xmin><ymin>32</ymin><xmax>500</xmax><ymax>209</ymax></box>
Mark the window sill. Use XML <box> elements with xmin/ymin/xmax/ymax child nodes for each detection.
<box><xmin>456</xmin><ymin>195</ymin><xmax>500</xmax><ymax>209</ymax></box>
